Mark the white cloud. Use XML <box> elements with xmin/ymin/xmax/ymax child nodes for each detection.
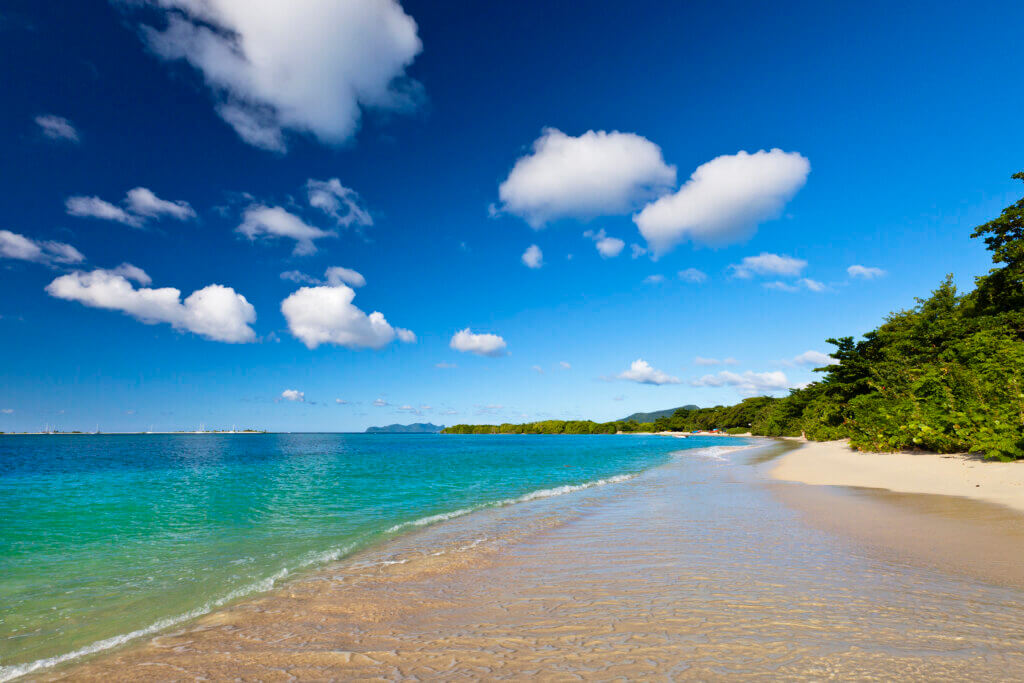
<box><xmin>1</xmin><ymin>409</ymin><xmax>13</xmax><ymax>414</ymax></box>
<box><xmin>307</xmin><ymin>178</ymin><xmax>373</xmax><ymax>228</ymax></box>
<box><xmin>35</xmin><ymin>114</ymin><xmax>79</xmax><ymax>143</ymax></box>
<box><xmin>237</xmin><ymin>205</ymin><xmax>333</xmax><ymax>255</ymax></box>
<box><xmin>729</xmin><ymin>253</ymin><xmax>807</xmax><ymax>279</ymax></box>
<box><xmin>763</xmin><ymin>278</ymin><xmax>824</xmax><ymax>293</ymax></box>
<box><xmin>281</xmin><ymin>270</ymin><xmax>320</xmax><ymax>285</ymax></box>
<box><xmin>335</xmin><ymin>398</ymin><xmax>348</xmax><ymax>404</ymax></box>
<box><xmin>521</xmin><ymin>244</ymin><xmax>543</xmax><ymax>269</ymax></box>
<box><xmin>125</xmin><ymin>187</ymin><xmax>196</xmax><ymax>220</ymax></box>
<box><xmin>66</xmin><ymin>188</ymin><xmax>195</xmax><ymax>227</ymax></box>
<box><xmin>435</xmin><ymin>361</ymin><xmax>457</xmax><ymax>369</ymax></box>
<box><xmin>65</xmin><ymin>196</ymin><xmax>142</xmax><ymax>227</ymax></box>
<box><xmin>46</xmin><ymin>267</ymin><xmax>256</xmax><ymax>343</ymax></box>
<box><xmin>630</xmin><ymin>243</ymin><xmax>647</xmax><ymax>259</ymax></box>
<box><xmin>559</xmin><ymin>361</ymin><xmax>571</xmax><ymax>369</ymax></box>
<box><xmin>643</xmin><ymin>274</ymin><xmax>665</xmax><ymax>284</ymax></box>
<box><xmin>848</xmin><ymin>264</ymin><xmax>886</xmax><ymax>279</ymax></box>
<box><xmin>634</xmin><ymin>149</ymin><xmax>810</xmax><ymax>254</ymax></box>
<box><xmin>281</xmin><ymin>389</ymin><xmax>304</xmax><ymax>402</ymax></box>
<box><xmin>584</xmin><ymin>229</ymin><xmax>625</xmax><ymax>258</ymax></box>
<box><xmin>137</xmin><ymin>0</ymin><xmax>422</xmax><ymax>152</ymax></box>
<box><xmin>497</xmin><ymin>128</ymin><xmax>676</xmax><ymax>227</ymax></box>
<box><xmin>450</xmin><ymin>328</ymin><xmax>507</xmax><ymax>357</ymax></box>
<box><xmin>764</xmin><ymin>281</ymin><xmax>799</xmax><ymax>292</ymax></box>
<box><xmin>395</xmin><ymin>327</ymin><xmax>416</xmax><ymax>343</ymax></box>
<box><xmin>325</xmin><ymin>266</ymin><xmax>366</xmax><ymax>288</ymax></box>
<box><xmin>280</xmin><ymin>284</ymin><xmax>409</xmax><ymax>350</ymax></box>
<box><xmin>373</xmin><ymin>398</ymin><xmax>388</xmax><ymax>407</ymax></box>
<box><xmin>799</xmin><ymin>278</ymin><xmax>826</xmax><ymax>292</ymax></box>
<box><xmin>678</xmin><ymin>268</ymin><xmax>707</xmax><ymax>283</ymax></box>
<box><xmin>690</xmin><ymin>369</ymin><xmax>791</xmax><ymax>396</ymax></box>
<box><xmin>531</xmin><ymin>365</ymin><xmax>544</xmax><ymax>374</ymax></box>
<box><xmin>0</xmin><ymin>230</ymin><xmax>85</xmax><ymax>266</ymax></box>
<box><xmin>793</xmin><ymin>350</ymin><xmax>839</xmax><ymax>366</ymax></box>
<box><xmin>109</xmin><ymin>263</ymin><xmax>152</xmax><ymax>286</ymax></box>
<box><xmin>617</xmin><ymin>359</ymin><xmax>680</xmax><ymax>385</ymax></box>
<box><xmin>694</xmin><ymin>356</ymin><xmax>720</xmax><ymax>366</ymax></box>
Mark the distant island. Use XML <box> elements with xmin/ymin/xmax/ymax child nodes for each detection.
<box><xmin>365</xmin><ymin>423</ymin><xmax>445</xmax><ymax>434</ymax></box>
<box><xmin>619</xmin><ymin>405</ymin><xmax>700</xmax><ymax>423</ymax></box>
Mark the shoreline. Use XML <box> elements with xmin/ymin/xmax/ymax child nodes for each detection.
<box><xmin>770</xmin><ymin>439</ymin><xmax>1024</xmax><ymax>514</ymax></box>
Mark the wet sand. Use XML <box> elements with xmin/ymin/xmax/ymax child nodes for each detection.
<box><xmin>43</xmin><ymin>442</ymin><xmax>1024</xmax><ymax>680</ymax></box>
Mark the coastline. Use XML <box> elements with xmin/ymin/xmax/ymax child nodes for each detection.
<box><xmin>39</xmin><ymin>440</ymin><xmax>1024</xmax><ymax>680</ymax></box>
<box><xmin>770</xmin><ymin>439</ymin><xmax>1024</xmax><ymax>514</ymax></box>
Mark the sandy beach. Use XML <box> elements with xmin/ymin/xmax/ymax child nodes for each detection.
<box><xmin>41</xmin><ymin>440</ymin><xmax>1024</xmax><ymax>681</ymax></box>
<box><xmin>771</xmin><ymin>439</ymin><xmax>1024</xmax><ymax>514</ymax></box>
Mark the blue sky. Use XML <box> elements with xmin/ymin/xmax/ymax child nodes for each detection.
<box><xmin>1</xmin><ymin>0</ymin><xmax>1022</xmax><ymax>432</ymax></box>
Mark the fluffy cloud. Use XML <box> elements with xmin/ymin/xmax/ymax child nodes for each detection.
<box><xmin>0</xmin><ymin>230</ymin><xmax>85</xmax><ymax>266</ymax></box>
<box><xmin>792</xmin><ymin>350</ymin><xmax>839</xmax><ymax>366</ymax></box>
<box><xmin>848</xmin><ymin>264</ymin><xmax>886</xmax><ymax>279</ymax></box>
<box><xmin>35</xmin><ymin>114</ymin><xmax>79</xmax><ymax>143</ymax></box>
<box><xmin>66</xmin><ymin>187</ymin><xmax>195</xmax><ymax>227</ymax></box>
<box><xmin>335</xmin><ymin>398</ymin><xmax>348</xmax><ymax>404</ymax></box>
<box><xmin>497</xmin><ymin>128</ymin><xmax>676</xmax><ymax>227</ymax></box>
<box><xmin>307</xmin><ymin>178</ymin><xmax>373</xmax><ymax>228</ymax></box>
<box><xmin>634</xmin><ymin>149</ymin><xmax>810</xmax><ymax>254</ymax></box>
<box><xmin>237</xmin><ymin>205</ymin><xmax>333</xmax><ymax>255</ymax></box>
<box><xmin>281</xmin><ymin>389</ymin><xmax>305</xmax><ymax>402</ymax></box>
<box><xmin>109</xmin><ymin>263</ymin><xmax>153</xmax><ymax>285</ymax></box>
<box><xmin>281</xmin><ymin>284</ymin><xmax>412</xmax><ymax>350</ymax></box>
<box><xmin>643</xmin><ymin>274</ymin><xmax>665</xmax><ymax>284</ymax></box>
<box><xmin>521</xmin><ymin>244</ymin><xmax>543</xmax><ymax>269</ymax></box>
<box><xmin>450</xmin><ymin>328</ymin><xmax>507</xmax><ymax>357</ymax></box>
<box><xmin>136</xmin><ymin>0</ymin><xmax>422</xmax><ymax>152</ymax></box>
<box><xmin>125</xmin><ymin>187</ymin><xmax>196</xmax><ymax>220</ymax></box>
<box><xmin>325</xmin><ymin>266</ymin><xmax>366</xmax><ymax>288</ymax></box>
<box><xmin>396</xmin><ymin>328</ymin><xmax>417</xmax><ymax>343</ymax></box>
<box><xmin>584</xmin><ymin>229</ymin><xmax>625</xmax><ymax>258</ymax></box>
<box><xmin>630</xmin><ymin>243</ymin><xmax>647</xmax><ymax>259</ymax></box>
<box><xmin>690</xmin><ymin>370</ymin><xmax>791</xmax><ymax>396</ymax></box>
<box><xmin>46</xmin><ymin>267</ymin><xmax>256</xmax><ymax>343</ymax></box>
<box><xmin>678</xmin><ymin>268</ymin><xmax>707</xmax><ymax>283</ymax></box>
<box><xmin>729</xmin><ymin>253</ymin><xmax>807</xmax><ymax>279</ymax></box>
<box><xmin>617</xmin><ymin>359</ymin><xmax>680</xmax><ymax>385</ymax></box>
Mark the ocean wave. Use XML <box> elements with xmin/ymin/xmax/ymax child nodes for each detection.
<box><xmin>671</xmin><ymin>445</ymin><xmax>747</xmax><ymax>462</ymax></box>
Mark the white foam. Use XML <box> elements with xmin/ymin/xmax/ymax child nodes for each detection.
<box><xmin>385</xmin><ymin>507</ymin><xmax>476</xmax><ymax>534</ymax></box>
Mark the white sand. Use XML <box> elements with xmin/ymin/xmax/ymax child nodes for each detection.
<box><xmin>771</xmin><ymin>439</ymin><xmax>1024</xmax><ymax>514</ymax></box>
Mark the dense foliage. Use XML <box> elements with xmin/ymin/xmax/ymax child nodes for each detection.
<box><xmin>445</xmin><ymin>175</ymin><xmax>1024</xmax><ymax>459</ymax></box>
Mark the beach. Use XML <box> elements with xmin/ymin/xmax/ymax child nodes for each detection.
<box><xmin>32</xmin><ymin>438</ymin><xmax>1024</xmax><ymax>681</ymax></box>
<box><xmin>771</xmin><ymin>439</ymin><xmax>1024</xmax><ymax>514</ymax></box>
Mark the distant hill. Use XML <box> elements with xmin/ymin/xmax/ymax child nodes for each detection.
<box><xmin>619</xmin><ymin>405</ymin><xmax>700</xmax><ymax>423</ymax></box>
<box><xmin>365</xmin><ymin>423</ymin><xmax>445</xmax><ymax>434</ymax></box>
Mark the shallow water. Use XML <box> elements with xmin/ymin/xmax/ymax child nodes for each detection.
<box><xmin>0</xmin><ymin>433</ymin><xmax>701</xmax><ymax>679</ymax></box>
<box><xmin>36</xmin><ymin>440</ymin><xmax>1024</xmax><ymax>680</ymax></box>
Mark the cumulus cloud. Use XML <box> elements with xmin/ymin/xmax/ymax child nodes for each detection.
<box><xmin>46</xmin><ymin>267</ymin><xmax>256</xmax><ymax>343</ymax></box>
<box><xmin>617</xmin><ymin>359</ymin><xmax>680</xmax><ymax>385</ymax></box>
<box><xmin>0</xmin><ymin>230</ymin><xmax>85</xmax><ymax>266</ymax></box>
<box><xmin>125</xmin><ymin>187</ymin><xmax>196</xmax><ymax>220</ymax></box>
<box><xmin>109</xmin><ymin>263</ymin><xmax>153</xmax><ymax>285</ymax></box>
<box><xmin>396</xmin><ymin>327</ymin><xmax>416</xmax><ymax>343</ymax></box>
<box><xmin>848</xmin><ymin>264</ymin><xmax>886</xmax><ymax>279</ymax></box>
<box><xmin>630</xmin><ymin>243</ymin><xmax>647</xmax><ymax>259</ymax></box>
<box><xmin>763</xmin><ymin>278</ymin><xmax>824</xmax><ymax>293</ymax></box>
<box><xmin>729</xmin><ymin>253</ymin><xmax>807</xmax><ymax>279</ymax></box>
<box><xmin>307</xmin><ymin>178</ymin><xmax>373</xmax><ymax>228</ymax></box>
<box><xmin>792</xmin><ymin>350</ymin><xmax>839</xmax><ymax>366</ymax></box>
<box><xmin>325</xmin><ymin>266</ymin><xmax>366</xmax><ymax>288</ymax></box>
<box><xmin>35</xmin><ymin>114</ymin><xmax>79</xmax><ymax>143</ymax></box>
<box><xmin>521</xmin><ymin>244</ymin><xmax>543</xmax><ymax>269</ymax></box>
<box><xmin>634</xmin><ymin>149</ymin><xmax>810</xmax><ymax>255</ymax></box>
<box><xmin>237</xmin><ymin>205</ymin><xmax>333</xmax><ymax>255</ymax></box>
<box><xmin>450</xmin><ymin>328</ymin><xmax>507</xmax><ymax>357</ymax></box>
<box><xmin>135</xmin><ymin>0</ymin><xmax>423</xmax><ymax>152</ymax></box>
<box><xmin>690</xmin><ymin>369</ymin><xmax>791</xmax><ymax>396</ymax></box>
<box><xmin>643</xmin><ymin>274</ymin><xmax>665</xmax><ymax>284</ymax></box>
<box><xmin>281</xmin><ymin>389</ymin><xmax>304</xmax><ymax>402</ymax></box>
<box><xmin>281</xmin><ymin>283</ymin><xmax>411</xmax><ymax>349</ymax></box>
<box><xmin>497</xmin><ymin>128</ymin><xmax>676</xmax><ymax>227</ymax></box>
<box><xmin>281</xmin><ymin>270</ymin><xmax>320</xmax><ymax>285</ymax></box>
<box><xmin>66</xmin><ymin>187</ymin><xmax>195</xmax><ymax>227</ymax></box>
<box><xmin>583</xmin><ymin>229</ymin><xmax>625</xmax><ymax>258</ymax></box>
<box><xmin>678</xmin><ymin>267</ymin><xmax>707</xmax><ymax>283</ymax></box>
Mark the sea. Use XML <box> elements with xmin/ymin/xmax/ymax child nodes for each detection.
<box><xmin>0</xmin><ymin>432</ymin><xmax>711</xmax><ymax>679</ymax></box>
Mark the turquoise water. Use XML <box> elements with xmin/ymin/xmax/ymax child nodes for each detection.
<box><xmin>0</xmin><ymin>433</ymin><xmax>723</xmax><ymax>676</ymax></box>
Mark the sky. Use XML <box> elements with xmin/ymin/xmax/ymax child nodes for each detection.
<box><xmin>1</xmin><ymin>0</ymin><xmax>1022</xmax><ymax>432</ymax></box>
